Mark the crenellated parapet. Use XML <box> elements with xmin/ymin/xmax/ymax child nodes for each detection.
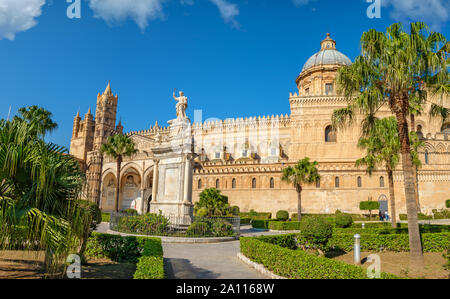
<box><xmin>193</xmin><ymin>114</ymin><xmax>291</xmax><ymax>132</ymax></box>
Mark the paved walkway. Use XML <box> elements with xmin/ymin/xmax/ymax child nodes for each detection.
<box><xmin>95</xmin><ymin>224</ymin><xmax>284</xmax><ymax>279</ymax></box>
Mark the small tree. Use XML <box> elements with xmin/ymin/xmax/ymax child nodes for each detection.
<box><xmin>359</xmin><ymin>201</ymin><xmax>380</xmax><ymax>220</ymax></box>
<box><xmin>299</xmin><ymin>217</ymin><xmax>333</xmax><ymax>255</ymax></box>
<box><xmin>276</xmin><ymin>210</ymin><xmax>289</xmax><ymax>221</ymax></box>
<box><xmin>195</xmin><ymin>188</ymin><xmax>230</xmax><ymax>217</ymax></box>
<box><xmin>281</xmin><ymin>158</ymin><xmax>320</xmax><ymax>221</ymax></box>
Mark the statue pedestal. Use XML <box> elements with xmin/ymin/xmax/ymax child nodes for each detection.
<box><xmin>150</xmin><ymin>117</ymin><xmax>194</xmax><ymax>225</ymax></box>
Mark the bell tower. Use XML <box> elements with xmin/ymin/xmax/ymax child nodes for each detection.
<box><xmin>93</xmin><ymin>81</ymin><xmax>118</xmax><ymax>150</ymax></box>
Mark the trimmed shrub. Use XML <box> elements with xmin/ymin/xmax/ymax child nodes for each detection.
<box><xmin>116</xmin><ymin>213</ymin><xmax>169</xmax><ymax>235</ymax></box>
<box><xmin>432</xmin><ymin>209</ymin><xmax>450</xmax><ymax>219</ymax></box>
<box><xmin>268</xmin><ymin>221</ymin><xmax>301</xmax><ymax>231</ymax></box>
<box><xmin>133</xmin><ymin>256</ymin><xmax>165</xmax><ymax>279</ymax></box>
<box><xmin>240</xmin><ymin>237</ymin><xmax>399</xmax><ymax>279</ymax></box>
<box><xmin>86</xmin><ymin>233</ymin><xmax>164</xmax><ymax>279</ymax></box>
<box><xmin>101</xmin><ymin>212</ymin><xmax>111</xmax><ymax>223</ymax></box>
<box><xmin>210</xmin><ymin>219</ymin><xmax>234</xmax><ymax>237</ymax></box>
<box><xmin>335</xmin><ymin>213</ymin><xmax>353</xmax><ymax>228</ymax></box>
<box><xmin>299</xmin><ymin>217</ymin><xmax>333</xmax><ymax>249</ymax></box>
<box><xmin>186</xmin><ymin>222</ymin><xmax>210</xmax><ymax>237</ymax></box>
<box><xmin>276</xmin><ymin>210</ymin><xmax>289</xmax><ymax>221</ymax></box>
<box><xmin>325</xmin><ymin>232</ymin><xmax>450</xmax><ymax>252</ymax></box>
<box><xmin>359</xmin><ymin>201</ymin><xmax>380</xmax><ymax>219</ymax></box>
<box><xmin>231</xmin><ymin>206</ymin><xmax>240</xmax><ymax>216</ymax></box>
<box><xmin>134</xmin><ymin>238</ymin><xmax>165</xmax><ymax>279</ymax></box>
<box><xmin>240</xmin><ymin>217</ymin><xmax>252</xmax><ymax>225</ymax></box>
<box><xmin>240</xmin><ymin>210</ymin><xmax>272</xmax><ymax>220</ymax></box>
<box><xmin>251</xmin><ymin>219</ymin><xmax>271</xmax><ymax>229</ymax></box>
<box><xmin>399</xmin><ymin>213</ymin><xmax>434</xmax><ymax>220</ymax></box>
<box><xmin>446</xmin><ymin>199</ymin><xmax>450</xmax><ymax>209</ymax></box>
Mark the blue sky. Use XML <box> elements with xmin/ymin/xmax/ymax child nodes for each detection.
<box><xmin>0</xmin><ymin>0</ymin><xmax>449</xmax><ymax>148</ymax></box>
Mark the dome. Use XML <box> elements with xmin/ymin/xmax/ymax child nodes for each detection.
<box><xmin>302</xmin><ymin>33</ymin><xmax>352</xmax><ymax>71</ymax></box>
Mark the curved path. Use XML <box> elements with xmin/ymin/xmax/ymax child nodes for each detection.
<box><xmin>95</xmin><ymin>224</ymin><xmax>282</xmax><ymax>279</ymax></box>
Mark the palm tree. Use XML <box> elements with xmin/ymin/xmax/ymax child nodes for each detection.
<box><xmin>430</xmin><ymin>103</ymin><xmax>449</xmax><ymax>126</ymax></box>
<box><xmin>100</xmin><ymin>134</ymin><xmax>137</xmax><ymax>212</ymax></box>
<box><xmin>0</xmin><ymin>117</ymin><xmax>87</xmax><ymax>274</ymax></box>
<box><xmin>356</xmin><ymin>117</ymin><xmax>421</xmax><ymax>228</ymax></box>
<box><xmin>281</xmin><ymin>158</ymin><xmax>320</xmax><ymax>222</ymax></box>
<box><xmin>332</xmin><ymin>22</ymin><xmax>448</xmax><ymax>270</ymax></box>
<box><xmin>13</xmin><ymin>105</ymin><xmax>58</xmax><ymax>136</ymax></box>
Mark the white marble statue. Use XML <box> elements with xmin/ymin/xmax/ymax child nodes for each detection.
<box><xmin>173</xmin><ymin>89</ymin><xmax>188</xmax><ymax>120</ymax></box>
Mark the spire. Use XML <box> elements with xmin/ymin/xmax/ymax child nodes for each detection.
<box><xmin>75</xmin><ymin>110</ymin><xmax>80</xmax><ymax>119</ymax></box>
<box><xmin>103</xmin><ymin>80</ymin><xmax>112</xmax><ymax>95</ymax></box>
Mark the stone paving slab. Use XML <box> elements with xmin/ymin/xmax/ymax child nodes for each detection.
<box><xmin>163</xmin><ymin>240</ymin><xmax>267</xmax><ymax>279</ymax></box>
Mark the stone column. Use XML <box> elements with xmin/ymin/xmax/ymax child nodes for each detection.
<box><xmin>152</xmin><ymin>159</ymin><xmax>159</xmax><ymax>202</ymax></box>
<box><xmin>183</xmin><ymin>155</ymin><xmax>193</xmax><ymax>204</ymax></box>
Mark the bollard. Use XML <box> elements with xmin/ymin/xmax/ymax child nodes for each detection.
<box><xmin>354</xmin><ymin>234</ymin><xmax>361</xmax><ymax>265</ymax></box>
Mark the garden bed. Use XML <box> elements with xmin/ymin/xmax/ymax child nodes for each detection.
<box><xmin>332</xmin><ymin>251</ymin><xmax>448</xmax><ymax>279</ymax></box>
<box><xmin>0</xmin><ymin>250</ymin><xmax>136</xmax><ymax>279</ymax></box>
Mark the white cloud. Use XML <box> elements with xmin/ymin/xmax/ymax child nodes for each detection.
<box><xmin>208</xmin><ymin>0</ymin><xmax>239</xmax><ymax>27</ymax></box>
<box><xmin>292</xmin><ymin>0</ymin><xmax>317</xmax><ymax>7</ymax></box>
<box><xmin>0</xmin><ymin>0</ymin><xmax>46</xmax><ymax>40</ymax></box>
<box><xmin>88</xmin><ymin>0</ymin><xmax>167</xmax><ymax>31</ymax></box>
<box><xmin>88</xmin><ymin>0</ymin><xmax>239</xmax><ymax>31</ymax></box>
<box><xmin>382</xmin><ymin>0</ymin><xmax>449</xmax><ymax>30</ymax></box>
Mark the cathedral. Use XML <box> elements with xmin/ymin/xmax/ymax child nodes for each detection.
<box><xmin>70</xmin><ymin>34</ymin><xmax>450</xmax><ymax>218</ymax></box>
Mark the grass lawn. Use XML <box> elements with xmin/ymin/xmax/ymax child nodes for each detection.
<box><xmin>331</xmin><ymin>251</ymin><xmax>449</xmax><ymax>279</ymax></box>
<box><xmin>0</xmin><ymin>250</ymin><xmax>136</xmax><ymax>279</ymax></box>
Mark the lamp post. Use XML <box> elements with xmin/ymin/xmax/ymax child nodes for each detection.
<box><xmin>354</xmin><ymin>234</ymin><xmax>361</xmax><ymax>265</ymax></box>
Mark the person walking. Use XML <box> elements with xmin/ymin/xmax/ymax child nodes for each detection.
<box><xmin>385</xmin><ymin>211</ymin><xmax>389</xmax><ymax>221</ymax></box>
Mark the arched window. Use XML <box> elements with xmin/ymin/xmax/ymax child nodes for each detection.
<box><xmin>325</xmin><ymin>125</ymin><xmax>337</xmax><ymax>142</ymax></box>
<box><xmin>425</xmin><ymin>150</ymin><xmax>429</xmax><ymax>164</ymax></box>
<box><xmin>198</xmin><ymin>179</ymin><xmax>202</xmax><ymax>189</ymax></box>
<box><xmin>380</xmin><ymin>176</ymin><xmax>385</xmax><ymax>188</ymax></box>
<box><xmin>316</xmin><ymin>178</ymin><xmax>320</xmax><ymax>188</ymax></box>
<box><xmin>232</xmin><ymin>178</ymin><xmax>236</xmax><ymax>189</ymax></box>
<box><xmin>270</xmin><ymin>177</ymin><xmax>274</xmax><ymax>189</ymax></box>
<box><xmin>441</xmin><ymin>123</ymin><xmax>450</xmax><ymax>135</ymax></box>
<box><xmin>357</xmin><ymin>176</ymin><xmax>362</xmax><ymax>188</ymax></box>
<box><xmin>252</xmin><ymin>178</ymin><xmax>256</xmax><ymax>189</ymax></box>
<box><xmin>216</xmin><ymin>179</ymin><xmax>220</xmax><ymax>189</ymax></box>
<box><xmin>416</xmin><ymin>125</ymin><xmax>424</xmax><ymax>139</ymax></box>
<box><xmin>335</xmin><ymin>177</ymin><xmax>340</xmax><ymax>188</ymax></box>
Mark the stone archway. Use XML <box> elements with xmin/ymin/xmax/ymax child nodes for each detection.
<box><xmin>378</xmin><ymin>194</ymin><xmax>388</xmax><ymax>214</ymax></box>
<box><xmin>120</xmin><ymin>168</ymin><xmax>141</xmax><ymax>212</ymax></box>
<box><xmin>101</xmin><ymin>172</ymin><xmax>117</xmax><ymax>211</ymax></box>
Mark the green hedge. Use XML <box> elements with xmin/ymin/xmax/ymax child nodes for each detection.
<box><xmin>240</xmin><ymin>211</ymin><xmax>272</xmax><ymax>220</ymax></box>
<box><xmin>324</xmin><ymin>232</ymin><xmax>449</xmax><ymax>253</ymax></box>
<box><xmin>240</xmin><ymin>237</ymin><xmax>399</xmax><ymax>279</ymax></box>
<box><xmin>446</xmin><ymin>200</ymin><xmax>450</xmax><ymax>209</ymax></box>
<box><xmin>251</xmin><ymin>219</ymin><xmax>271</xmax><ymax>229</ymax></box>
<box><xmin>101</xmin><ymin>212</ymin><xmax>111</xmax><ymax>223</ymax></box>
<box><xmin>133</xmin><ymin>238</ymin><xmax>165</xmax><ymax>279</ymax></box>
<box><xmin>268</xmin><ymin>221</ymin><xmax>302</xmax><ymax>231</ymax></box>
<box><xmin>86</xmin><ymin>232</ymin><xmax>164</xmax><ymax>279</ymax></box>
<box><xmin>334</xmin><ymin>225</ymin><xmax>450</xmax><ymax>235</ymax></box>
<box><xmin>240</xmin><ymin>217</ymin><xmax>252</xmax><ymax>225</ymax></box>
<box><xmin>359</xmin><ymin>201</ymin><xmax>380</xmax><ymax>211</ymax></box>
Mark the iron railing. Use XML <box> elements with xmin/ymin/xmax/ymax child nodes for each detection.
<box><xmin>109</xmin><ymin>212</ymin><xmax>240</xmax><ymax>238</ymax></box>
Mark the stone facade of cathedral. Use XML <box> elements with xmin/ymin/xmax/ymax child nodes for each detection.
<box><xmin>69</xmin><ymin>34</ymin><xmax>450</xmax><ymax>218</ymax></box>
